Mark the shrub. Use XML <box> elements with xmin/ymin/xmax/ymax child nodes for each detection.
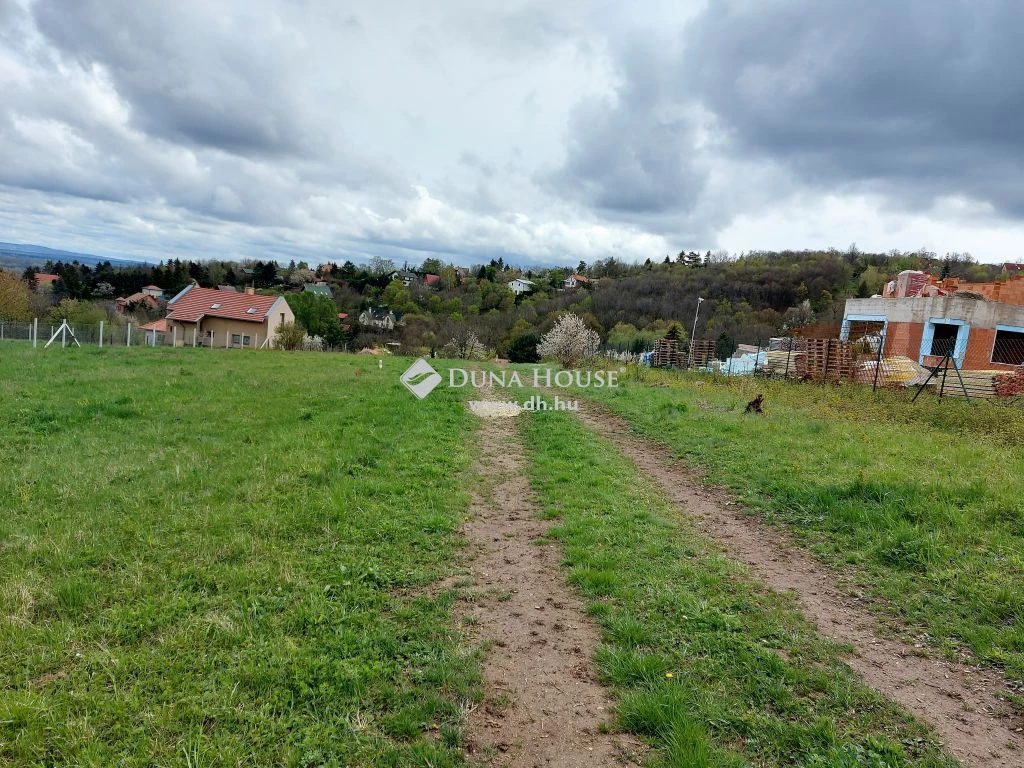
<box><xmin>273</xmin><ymin>321</ymin><xmax>306</xmax><ymax>350</ymax></box>
<box><xmin>507</xmin><ymin>332</ymin><xmax>540</xmax><ymax>363</ymax></box>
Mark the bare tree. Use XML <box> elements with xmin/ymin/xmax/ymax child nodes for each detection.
<box><xmin>444</xmin><ymin>326</ymin><xmax>486</xmax><ymax>359</ymax></box>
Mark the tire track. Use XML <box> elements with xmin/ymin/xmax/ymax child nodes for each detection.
<box><xmin>459</xmin><ymin>402</ymin><xmax>642</xmax><ymax>767</ymax></box>
<box><xmin>574</xmin><ymin>403</ymin><xmax>1023</xmax><ymax>768</ymax></box>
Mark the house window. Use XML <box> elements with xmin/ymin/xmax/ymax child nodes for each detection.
<box><xmin>243</xmin><ymin>335</ymin><xmax>251</xmax><ymax>346</ymax></box>
<box><xmin>280</xmin><ymin>313</ymin><xmax>285</xmax><ymax>324</ymax></box>
<box><xmin>992</xmin><ymin>328</ymin><xmax>1024</xmax><ymax>365</ymax></box>
<box><xmin>231</xmin><ymin>334</ymin><xmax>242</xmax><ymax>345</ymax></box>
<box><xmin>927</xmin><ymin>322</ymin><xmax>959</xmax><ymax>357</ymax></box>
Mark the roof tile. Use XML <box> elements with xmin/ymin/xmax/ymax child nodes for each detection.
<box><xmin>166</xmin><ymin>285</ymin><xmax>279</xmax><ymax>323</ymax></box>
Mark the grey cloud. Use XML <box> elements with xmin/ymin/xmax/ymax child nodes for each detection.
<box><xmin>32</xmin><ymin>0</ymin><xmax>325</xmax><ymax>157</ymax></box>
<box><xmin>680</xmin><ymin>0</ymin><xmax>1024</xmax><ymax>214</ymax></box>
<box><xmin>547</xmin><ymin>40</ymin><xmax>709</xmax><ymax>218</ymax></box>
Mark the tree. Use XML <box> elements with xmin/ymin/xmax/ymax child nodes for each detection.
<box><xmin>273</xmin><ymin>322</ymin><xmax>306</xmax><ymax>350</ymax></box>
<box><xmin>715</xmin><ymin>332</ymin><xmax>737</xmax><ymax>361</ymax></box>
<box><xmin>379</xmin><ymin>280</ymin><xmax>416</xmax><ymax>314</ymax></box>
<box><xmin>256</xmin><ymin>261</ymin><xmax>278</xmax><ymax>288</ymax></box>
<box><xmin>0</xmin><ymin>270</ymin><xmax>31</xmax><ymax>321</ymax></box>
<box><xmin>288</xmin><ymin>268</ymin><xmax>315</xmax><ymax>286</ymax></box>
<box><xmin>507</xmin><ymin>332</ymin><xmax>540</xmax><ymax>363</ymax></box>
<box><xmin>368</xmin><ymin>255</ymin><xmax>396</xmax><ymax>276</ymax></box>
<box><xmin>44</xmin><ymin>299</ymin><xmax>106</xmax><ymax>325</ymax></box>
<box><xmin>284</xmin><ymin>293</ymin><xmax>344</xmax><ymax>344</ymax></box>
<box><xmin>444</xmin><ymin>327</ymin><xmax>486</xmax><ymax>359</ymax></box>
<box><xmin>420</xmin><ymin>258</ymin><xmax>443</xmax><ymax>275</ymax></box>
<box><xmin>536</xmin><ymin>313</ymin><xmax>600</xmax><ymax>367</ymax></box>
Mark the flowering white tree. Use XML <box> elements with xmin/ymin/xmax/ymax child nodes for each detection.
<box><xmin>444</xmin><ymin>328</ymin><xmax>486</xmax><ymax>359</ymax></box>
<box><xmin>537</xmin><ymin>313</ymin><xmax>601</xmax><ymax>367</ymax></box>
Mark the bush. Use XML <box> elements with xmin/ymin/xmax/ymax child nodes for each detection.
<box><xmin>507</xmin><ymin>332</ymin><xmax>540</xmax><ymax>363</ymax></box>
<box><xmin>273</xmin><ymin>322</ymin><xmax>306</xmax><ymax>350</ymax></box>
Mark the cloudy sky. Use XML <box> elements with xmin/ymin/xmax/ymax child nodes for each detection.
<box><xmin>1</xmin><ymin>0</ymin><xmax>1022</xmax><ymax>267</ymax></box>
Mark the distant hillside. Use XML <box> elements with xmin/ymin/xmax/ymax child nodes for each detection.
<box><xmin>0</xmin><ymin>242</ymin><xmax>149</xmax><ymax>271</ymax></box>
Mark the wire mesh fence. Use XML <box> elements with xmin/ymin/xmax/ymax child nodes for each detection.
<box><xmin>0</xmin><ymin>320</ymin><xmax>159</xmax><ymax>348</ymax></box>
<box><xmin>0</xmin><ymin>319</ymin><xmax>354</xmax><ymax>352</ymax></box>
<box><xmin>634</xmin><ymin>327</ymin><xmax>1024</xmax><ymax>405</ymax></box>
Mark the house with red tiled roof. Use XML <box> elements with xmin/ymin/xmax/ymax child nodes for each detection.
<box><xmin>33</xmin><ymin>273</ymin><xmax>59</xmax><ymax>291</ymax></box>
<box><xmin>139</xmin><ymin>318</ymin><xmax>169</xmax><ymax>346</ymax></box>
<box><xmin>116</xmin><ymin>291</ymin><xmax>162</xmax><ymax>313</ymax></box>
<box><xmin>562</xmin><ymin>273</ymin><xmax>590</xmax><ymax>289</ymax></box>
<box><xmin>164</xmin><ymin>284</ymin><xmax>295</xmax><ymax>348</ymax></box>
<box><xmin>1003</xmin><ymin>262</ymin><xmax>1024</xmax><ymax>275</ymax></box>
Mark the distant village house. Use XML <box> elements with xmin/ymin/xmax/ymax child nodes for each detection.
<box><xmin>116</xmin><ymin>285</ymin><xmax>164</xmax><ymax>314</ymax></box>
<box><xmin>358</xmin><ymin>307</ymin><xmax>397</xmax><ymax>330</ymax></box>
<box><xmin>303</xmin><ymin>282</ymin><xmax>333</xmax><ymax>298</ymax></box>
<box><xmin>563</xmin><ymin>273</ymin><xmax>590</xmax><ymax>290</ymax></box>
<box><xmin>164</xmin><ymin>285</ymin><xmax>294</xmax><ymax>348</ymax></box>
<box><xmin>507</xmin><ymin>278</ymin><xmax>535</xmax><ymax>295</ymax></box>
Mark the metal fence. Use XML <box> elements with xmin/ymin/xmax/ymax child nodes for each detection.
<box><xmin>637</xmin><ymin>330</ymin><xmax>1024</xmax><ymax>404</ymax></box>
<box><xmin>0</xmin><ymin>319</ymin><xmax>157</xmax><ymax>348</ymax></box>
<box><xmin>0</xmin><ymin>319</ymin><xmax>350</xmax><ymax>353</ymax></box>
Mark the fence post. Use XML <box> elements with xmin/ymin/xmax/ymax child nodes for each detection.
<box><xmin>226</xmin><ymin>332</ymin><xmax>230</xmax><ymax>349</ymax></box>
<box><xmin>33</xmin><ymin>318</ymin><xmax>38</xmax><ymax>348</ymax></box>
<box><xmin>99</xmin><ymin>320</ymin><xmax>104</xmax><ymax>348</ymax></box>
<box><xmin>872</xmin><ymin>332</ymin><xmax>884</xmax><ymax>391</ymax></box>
<box><xmin>193</xmin><ymin>327</ymin><xmax>197</xmax><ymax>347</ymax></box>
<box><xmin>172</xmin><ymin>325</ymin><xmax>177</xmax><ymax>347</ymax></box>
<box><xmin>126</xmin><ymin>322</ymin><xmax>131</xmax><ymax>347</ymax></box>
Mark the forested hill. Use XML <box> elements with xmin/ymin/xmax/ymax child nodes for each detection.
<box><xmin>0</xmin><ymin>246</ymin><xmax>1004</xmax><ymax>355</ymax></box>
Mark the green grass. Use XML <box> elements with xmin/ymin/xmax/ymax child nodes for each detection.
<box><xmin>573</xmin><ymin>367</ymin><xmax>1024</xmax><ymax>681</ymax></box>
<box><xmin>523</xmin><ymin>409</ymin><xmax>957</xmax><ymax>768</ymax></box>
<box><xmin>0</xmin><ymin>347</ymin><xmax>480</xmax><ymax>767</ymax></box>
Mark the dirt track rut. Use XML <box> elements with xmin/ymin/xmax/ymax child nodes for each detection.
<box><xmin>576</xmin><ymin>403</ymin><xmax>1024</xmax><ymax>768</ymax></box>
<box><xmin>459</xmin><ymin>406</ymin><xmax>642</xmax><ymax>767</ymax></box>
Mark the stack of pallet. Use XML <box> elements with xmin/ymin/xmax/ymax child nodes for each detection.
<box><xmin>650</xmin><ymin>337</ymin><xmax>684</xmax><ymax>368</ymax></box>
<box><xmin>688</xmin><ymin>340</ymin><xmax>716</xmax><ymax>368</ymax></box>
<box><xmin>765</xmin><ymin>338</ymin><xmax>805</xmax><ymax>376</ymax></box>
<box><xmin>798</xmin><ymin>339</ymin><xmax>857</xmax><ymax>382</ymax></box>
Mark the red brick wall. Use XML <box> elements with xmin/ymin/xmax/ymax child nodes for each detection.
<box><xmin>884</xmin><ymin>322</ymin><xmax>1018</xmax><ymax>370</ymax></box>
<box><xmin>883</xmin><ymin>321</ymin><xmax>922</xmax><ymax>360</ymax></box>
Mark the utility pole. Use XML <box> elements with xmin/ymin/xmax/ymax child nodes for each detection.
<box><xmin>688</xmin><ymin>296</ymin><xmax>704</xmax><ymax>368</ymax></box>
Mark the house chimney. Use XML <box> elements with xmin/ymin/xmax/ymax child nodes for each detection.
<box><xmin>245</xmin><ymin>285</ymin><xmax>255</xmax><ymax>295</ymax></box>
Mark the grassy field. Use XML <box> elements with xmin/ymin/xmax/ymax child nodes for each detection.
<box><xmin>0</xmin><ymin>347</ymin><xmax>479</xmax><ymax>767</ymax></box>
<box><xmin>523</xmin><ymin>409</ymin><xmax>956</xmax><ymax>768</ymax></box>
<box><xmin>576</xmin><ymin>368</ymin><xmax>1024</xmax><ymax>683</ymax></box>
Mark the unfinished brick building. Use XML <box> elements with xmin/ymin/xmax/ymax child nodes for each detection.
<box><xmin>841</xmin><ymin>271</ymin><xmax>1024</xmax><ymax>371</ymax></box>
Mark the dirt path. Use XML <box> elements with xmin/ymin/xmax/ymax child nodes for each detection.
<box><xmin>459</xmin><ymin>404</ymin><xmax>642</xmax><ymax>767</ymax></box>
<box><xmin>575</xmin><ymin>404</ymin><xmax>1024</xmax><ymax>768</ymax></box>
